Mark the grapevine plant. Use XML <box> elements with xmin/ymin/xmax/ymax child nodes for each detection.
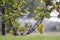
<box><xmin>0</xmin><ymin>0</ymin><xmax>60</xmax><ymax>36</ymax></box>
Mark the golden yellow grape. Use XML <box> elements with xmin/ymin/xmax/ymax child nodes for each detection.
<box><xmin>37</xmin><ymin>6</ymin><xmax>44</xmax><ymax>11</ymax></box>
<box><xmin>34</xmin><ymin>10</ymin><xmax>37</xmax><ymax>14</ymax></box>
<box><xmin>38</xmin><ymin>24</ymin><xmax>45</xmax><ymax>34</ymax></box>
<box><xmin>10</xmin><ymin>19</ymin><xmax>14</xmax><ymax>24</ymax></box>
<box><xmin>40</xmin><ymin>24</ymin><xmax>45</xmax><ymax>34</ymax></box>
<box><xmin>19</xmin><ymin>27</ymin><xmax>25</xmax><ymax>32</ymax></box>
<box><xmin>38</xmin><ymin>25</ymin><xmax>41</xmax><ymax>32</ymax></box>
<box><xmin>4</xmin><ymin>14</ymin><xmax>9</xmax><ymax>17</ymax></box>
<box><xmin>38</xmin><ymin>13</ymin><xmax>41</xmax><ymax>17</ymax></box>
<box><xmin>37</xmin><ymin>6</ymin><xmax>40</xmax><ymax>9</ymax></box>
<box><xmin>9</xmin><ymin>30</ymin><xmax>14</xmax><ymax>34</ymax></box>
<box><xmin>5</xmin><ymin>14</ymin><xmax>9</xmax><ymax>17</ymax></box>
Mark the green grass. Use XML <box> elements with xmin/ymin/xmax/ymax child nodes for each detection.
<box><xmin>0</xmin><ymin>35</ymin><xmax>60</xmax><ymax>40</ymax></box>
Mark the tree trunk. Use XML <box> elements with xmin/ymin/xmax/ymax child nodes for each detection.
<box><xmin>13</xmin><ymin>27</ymin><xmax>18</xmax><ymax>36</ymax></box>
<box><xmin>1</xmin><ymin>7</ymin><xmax>5</xmax><ymax>35</ymax></box>
<box><xmin>1</xmin><ymin>21</ymin><xmax>5</xmax><ymax>35</ymax></box>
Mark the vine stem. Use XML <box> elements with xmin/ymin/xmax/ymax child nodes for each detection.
<box><xmin>26</xmin><ymin>15</ymin><xmax>44</xmax><ymax>35</ymax></box>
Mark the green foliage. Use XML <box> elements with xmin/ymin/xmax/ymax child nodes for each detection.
<box><xmin>44</xmin><ymin>10</ymin><xmax>51</xmax><ymax>18</ymax></box>
<box><xmin>0</xmin><ymin>0</ymin><xmax>28</xmax><ymax>28</ymax></box>
<box><xmin>0</xmin><ymin>0</ymin><xmax>60</xmax><ymax>35</ymax></box>
<box><xmin>25</xmin><ymin>22</ymin><xmax>29</xmax><ymax>28</ymax></box>
<box><xmin>24</xmin><ymin>22</ymin><xmax>30</xmax><ymax>31</ymax></box>
<box><xmin>34</xmin><ymin>13</ymin><xmax>41</xmax><ymax>20</ymax></box>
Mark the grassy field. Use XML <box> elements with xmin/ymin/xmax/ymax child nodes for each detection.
<box><xmin>0</xmin><ymin>35</ymin><xmax>60</xmax><ymax>40</ymax></box>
